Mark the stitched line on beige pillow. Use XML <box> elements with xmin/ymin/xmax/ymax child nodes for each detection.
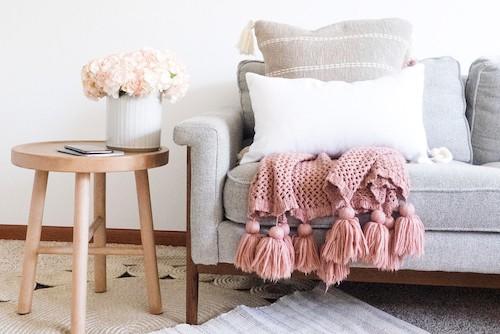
<box><xmin>266</xmin><ymin>62</ymin><xmax>396</xmax><ymax>77</ymax></box>
<box><xmin>259</xmin><ymin>33</ymin><xmax>410</xmax><ymax>48</ymax></box>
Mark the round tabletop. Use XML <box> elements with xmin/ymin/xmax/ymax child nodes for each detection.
<box><xmin>11</xmin><ymin>141</ymin><xmax>169</xmax><ymax>173</ymax></box>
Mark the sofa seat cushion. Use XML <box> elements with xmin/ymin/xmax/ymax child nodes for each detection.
<box><xmin>223</xmin><ymin>161</ymin><xmax>500</xmax><ymax>232</ymax></box>
<box><xmin>218</xmin><ymin>221</ymin><xmax>500</xmax><ymax>274</ymax></box>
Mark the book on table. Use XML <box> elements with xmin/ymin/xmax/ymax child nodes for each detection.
<box><xmin>58</xmin><ymin>144</ymin><xmax>124</xmax><ymax>157</ymax></box>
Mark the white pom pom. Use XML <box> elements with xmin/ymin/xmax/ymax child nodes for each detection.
<box><xmin>429</xmin><ymin>147</ymin><xmax>453</xmax><ymax>163</ymax></box>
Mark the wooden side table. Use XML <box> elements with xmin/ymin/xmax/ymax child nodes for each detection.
<box><xmin>11</xmin><ymin>141</ymin><xmax>169</xmax><ymax>334</ymax></box>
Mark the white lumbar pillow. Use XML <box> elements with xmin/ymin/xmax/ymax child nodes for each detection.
<box><xmin>240</xmin><ymin>65</ymin><xmax>430</xmax><ymax>164</ymax></box>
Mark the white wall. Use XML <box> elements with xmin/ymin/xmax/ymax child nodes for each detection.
<box><xmin>1</xmin><ymin>0</ymin><xmax>499</xmax><ymax>231</ymax></box>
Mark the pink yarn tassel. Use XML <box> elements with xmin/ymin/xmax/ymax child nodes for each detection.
<box><xmin>362</xmin><ymin>210</ymin><xmax>390</xmax><ymax>269</ymax></box>
<box><xmin>234</xmin><ymin>220</ymin><xmax>262</xmax><ymax>272</ymax></box>
<box><xmin>317</xmin><ymin>254</ymin><xmax>350</xmax><ymax>289</ymax></box>
<box><xmin>393</xmin><ymin>203</ymin><xmax>425</xmax><ymax>257</ymax></box>
<box><xmin>382</xmin><ymin>229</ymin><xmax>402</xmax><ymax>271</ymax></box>
<box><xmin>251</xmin><ymin>226</ymin><xmax>293</xmax><ymax>281</ymax></box>
<box><xmin>322</xmin><ymin>207</ymin><xmax>367</xmax><ymax>264</ymax></box>
<box><xmin>279</xmin><ymin>221</ymin><xmax>296</xmax><ymax>271</ymax></box>
<box><xmin>293</xmin><ymin>223</ymin><xmax>320</xmax><ymax>274</ymax></box>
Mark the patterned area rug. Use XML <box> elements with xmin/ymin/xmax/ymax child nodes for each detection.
<box><xmin>0</xmin><ymin>240</ymin><xmax>313</xmax><ymax>333</ymax></box>
<box><xmin>1</xmin><ymin>240</ymin><xmax>497</xmax><ymax>333</ymax></box>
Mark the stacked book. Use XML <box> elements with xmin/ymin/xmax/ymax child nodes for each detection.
<box><xmin>58</xmin><ymin>144</ymin><xmax>124</xmax><ymax>157</ymax></box>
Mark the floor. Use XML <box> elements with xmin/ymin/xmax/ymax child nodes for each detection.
<box><xmin>0</xmin><ymin>239</ymin><xmax>499</xmax><ymax>333</ymax></box>
<box><xmin>340</xmin><ymin>282</ymin><xmax>500</xmax><ymax>333</ymax></box>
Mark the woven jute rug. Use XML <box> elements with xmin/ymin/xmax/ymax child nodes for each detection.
<box><xmin>3</xmin><ymin>239</ymin><xmax>497</xmax><ymax>334</ymax></box>
<box><xmin>0</xmin><ymin>240</ymin><xmax>319</xmax><ymax>333</ymax></box>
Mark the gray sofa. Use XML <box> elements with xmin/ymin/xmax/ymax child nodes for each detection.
<box><xmin>174</xmin><ymin>57</ymin><xmax>500</xmax><ymax>324</ymax></box>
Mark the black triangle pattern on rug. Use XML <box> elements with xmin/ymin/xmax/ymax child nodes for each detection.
<box><xmin>160</xmin><ymin>275</ymin><xmax>175</xmax><ymax>280</ymax></box>
<box><xmin>117</xmin><ymin>272</ymin><xmax>134</xmax><ymax>278</ymax></box>
<box><xmin>34</xmin><ymin>282</ymin><xmax>53</xmax><ymax>290</ymax></box>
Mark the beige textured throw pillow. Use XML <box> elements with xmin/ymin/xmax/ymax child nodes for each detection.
<box><xmin>254</xmin><ymin>18</ymin><xmax>413</xmax><ymax>81</ymax></box>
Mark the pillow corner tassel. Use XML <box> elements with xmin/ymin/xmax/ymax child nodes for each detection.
<box><xmin>237</xmin><ymin>20</ymin><xmax>256</xmax><ymax>55</ymax></box>
<box><xmin>393</xmin><ymin>202</ymin><xmax>425</xmax><ymax>258</ymax></box>
<box><xmin>362</xmin><ymin>209</ymin><xmax>390</xmax><ymax>268</ymax></box>
<box><xmin>293</xmin><ymin>223</ymin><xmax>320</xmax><ymax>274</ymax></box>
<box><xmin>234</xmin><ymin>218</ymin><xmax>262</xmax><ymax>273</ymax></box>
<box><xmin>251</xmin><ymin>216</ymin><xmax>293</xmax><ymax>282</ymax></box>
<box><xmin>322</xmin><ymin>207</ymin><xmax>368</xmax><ymax>265</ymax></box>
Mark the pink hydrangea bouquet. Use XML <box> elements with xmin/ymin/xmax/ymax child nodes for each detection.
<box><xmin>81</xmin><ymin>48</ymin><xmax>188</xmax><ymax>103</ymax></box>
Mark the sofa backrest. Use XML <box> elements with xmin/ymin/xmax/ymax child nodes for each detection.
<box><xmin>237</xmin><ymin>60</ymin><xmax>264</xmax><ymax>139</ymax></box>
<box><xmin>237</xmin><ymin>57</ymin><xmax>473</xmax><ymax>162</ymax></box>
<box><xmin>466</xmin><ymin>58</ymin><xmax>500</xmax><ymax>164</ymax></box>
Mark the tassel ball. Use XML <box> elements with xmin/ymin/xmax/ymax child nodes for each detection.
<box><xmin>322</xmin><ymin>207</ymin><xmax>367</xmax><ymax>264</ymax></box>
<box><xmin>251</xmin><ymin>226</ymin><xmax>293</xmax><ymax>281</ymax></box>
<box><xmin>393</xmin><ymin>203</ymin><xmax>425</xmax><ymax>257</ymax></box>
<box><xmin>293</xmin><ymin>223</ymin><xmax>320</xmax><ymax>274</ymax></box>
<box><xmin>362</xmin><ymin>210</ymin><xmax>390</xmax><ymax>268</ymax></box>
<box><xmin>234</xmin><ymin>220</ymin><xmax>262</xmax><ymax>272</ymax></box>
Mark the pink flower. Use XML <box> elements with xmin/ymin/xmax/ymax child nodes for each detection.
<box><xmin>81</xmin><ymin>48</ymin><xmax>188</xmax><ymax>102</ymax></box>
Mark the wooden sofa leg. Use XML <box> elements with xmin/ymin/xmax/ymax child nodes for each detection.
<box><xmin>185</xmin><ymin>146</ymin><xmax>199</xmax><ymax>324</ymax></box>
<box><xmin>186</xmin><ymin>255</ymin><xmax>199</xmax><ymax>325</ymax></box>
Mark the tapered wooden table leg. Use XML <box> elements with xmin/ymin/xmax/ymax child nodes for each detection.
<box><xmin>12</xmin><ymin>141</ymin><xmax>169</xmax><ymax>332</ymax></box>
<box><xmin>135</xmin><ymin>170</ymin><xmax>162</xmax><ymax>315</ymax></box>
<box><xmin>93</xmin><ymin>173</ymin><xmax>106</xmax><ymax>293</ymax></box>
<box><xmin>17</xmin><ymin>170</ymin><xmax>49</xmax><ymax>315</ymax></box>
<box><xmin>71</xmin><ymin>173</ymin><xmax>91</xmax><ymax>334</ymax></box>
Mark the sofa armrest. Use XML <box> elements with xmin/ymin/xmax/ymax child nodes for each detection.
<box><xmin>174</xmin><ymin>111</ymin><xmax>243</xmax><ymax>264</ymax></box>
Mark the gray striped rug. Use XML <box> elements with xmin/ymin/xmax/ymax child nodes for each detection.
<box><xmin>153</xmin><ymin>287</ymin><xmax>428</xmax><ymax>334</ymax></box>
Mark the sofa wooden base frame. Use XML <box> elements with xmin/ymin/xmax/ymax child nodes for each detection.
<box><xmin>184</xmin><ymin>148</ymin><xmax>500</xmax><ymax>325</ymax></box>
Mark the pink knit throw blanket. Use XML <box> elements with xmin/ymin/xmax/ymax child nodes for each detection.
<box><xmin>235</xmin><ymin>147</ymin><xmax>424</xmax><ymax>287</ymax></box>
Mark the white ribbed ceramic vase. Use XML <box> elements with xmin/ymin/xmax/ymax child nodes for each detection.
<box><xmin>106</xmin><ymin>94</ymin><xmax>162</xmax><ymax>152</ymax></box>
